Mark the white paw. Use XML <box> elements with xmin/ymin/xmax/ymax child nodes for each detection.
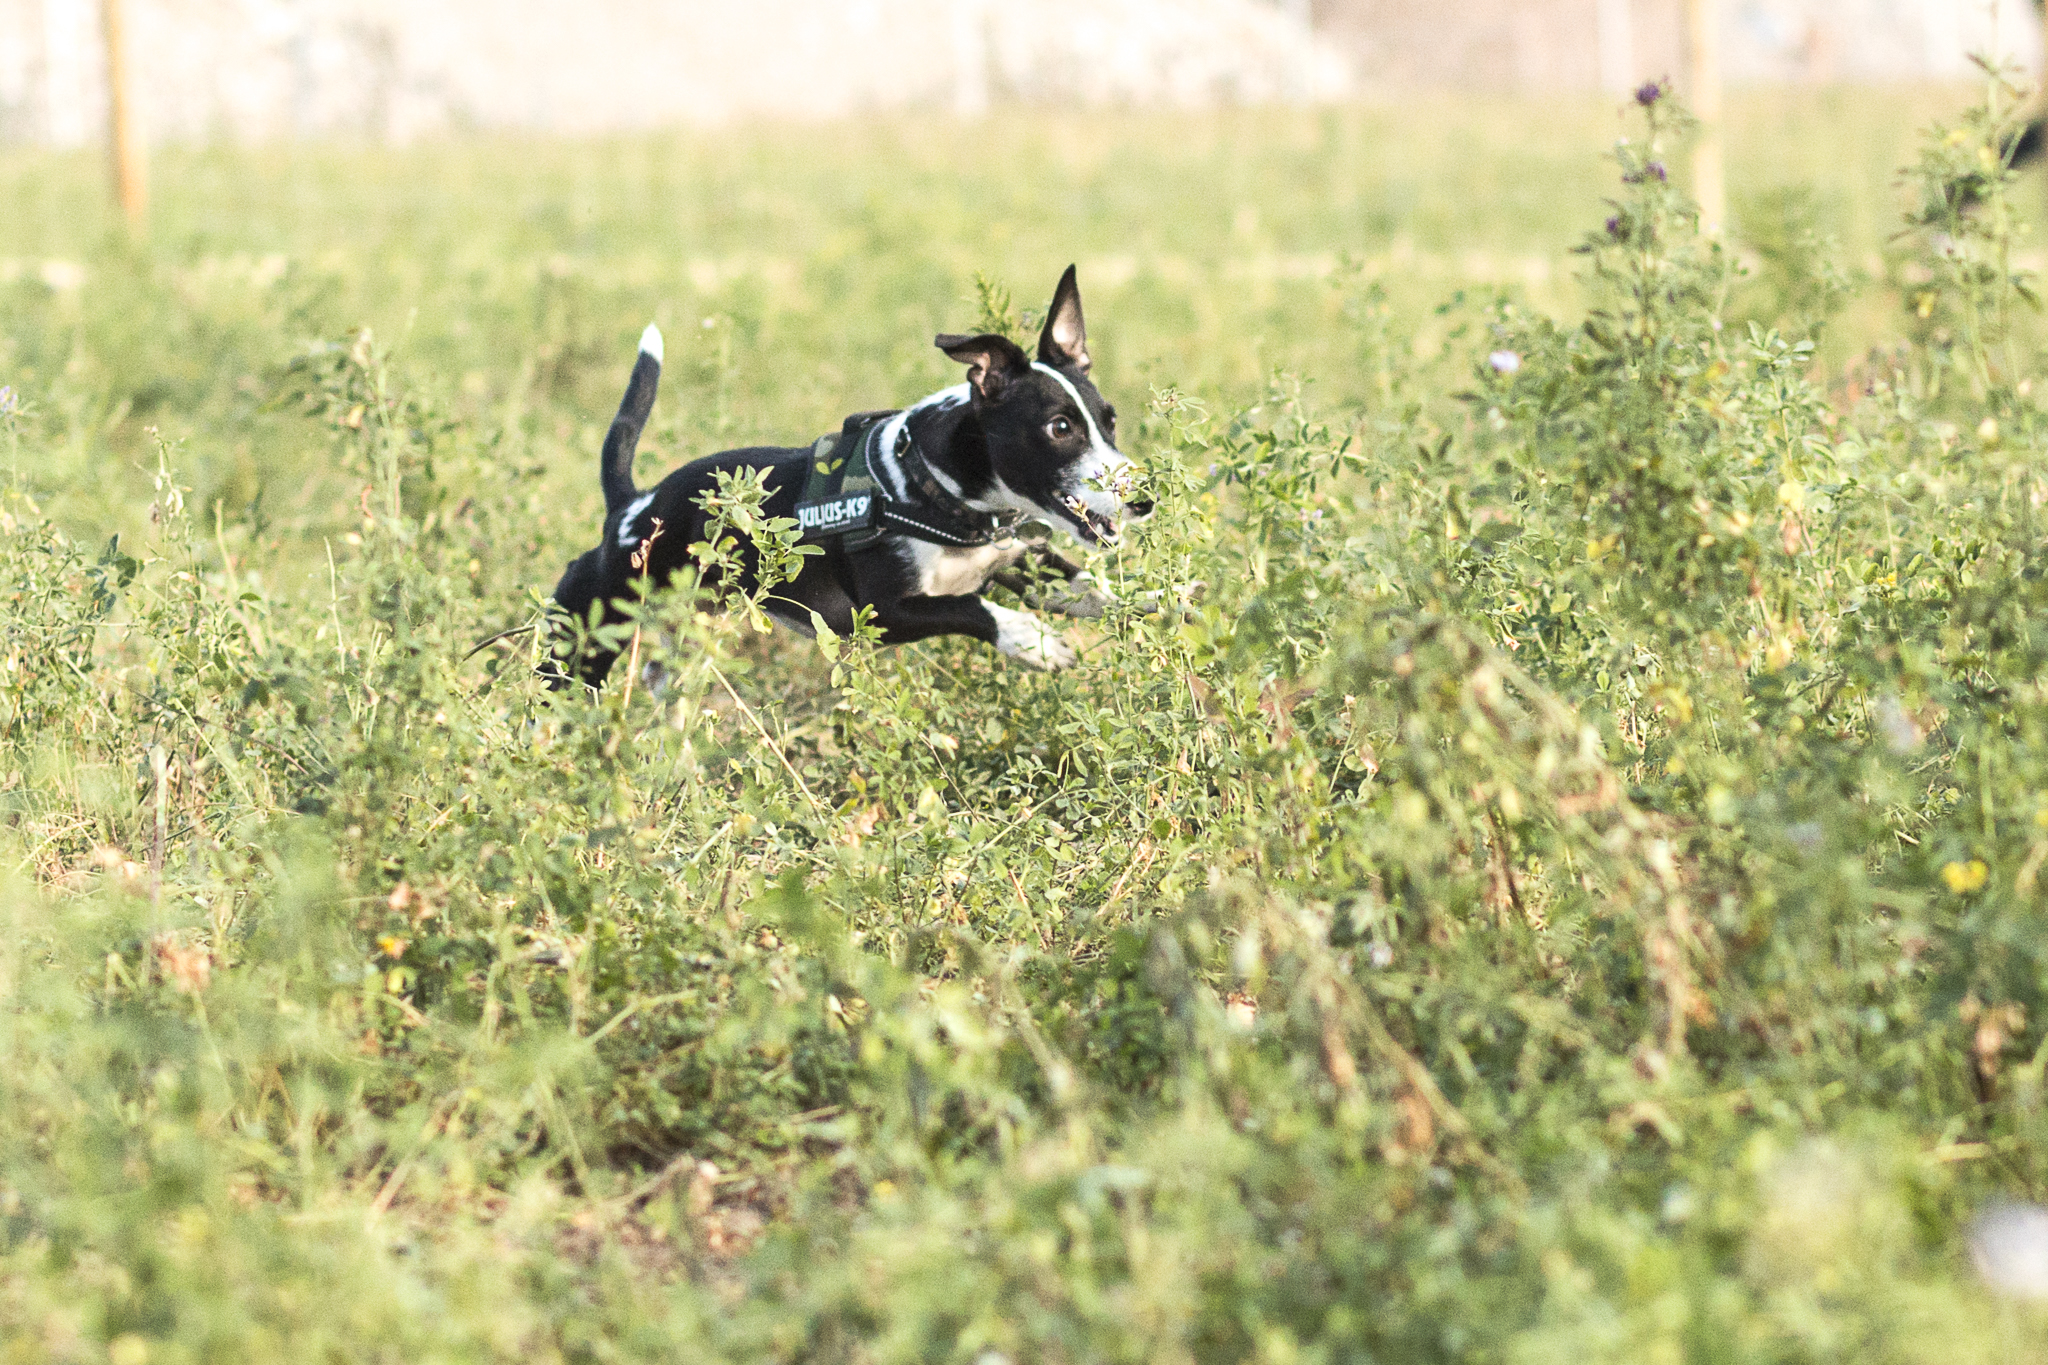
<box><xmin>988</xmin><ymin>603</ymin><xmax>1077</xmax><ymax>670</ymax></box>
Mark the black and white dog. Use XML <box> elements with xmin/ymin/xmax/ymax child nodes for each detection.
<box><xmin>546</xmin><ymin>267</ymin><xmax>1149</xmax><ymax>687</ymax></box>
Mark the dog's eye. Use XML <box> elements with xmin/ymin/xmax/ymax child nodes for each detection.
<box><xmin>1047</xmin><ymin>417</ymin><xmax>1075</xmax><ymax>440</ymax></box>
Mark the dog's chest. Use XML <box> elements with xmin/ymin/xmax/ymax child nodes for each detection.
<box><xmin>899</xmin><ymin>539</ymin><xmax>1025</xmax><ymax>598</ymax></box>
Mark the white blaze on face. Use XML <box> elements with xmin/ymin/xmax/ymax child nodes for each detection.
<box><xmin>1031</xmin><ymin>362</ymin><xmax>1130</xmax><ymax>524</ymax></box>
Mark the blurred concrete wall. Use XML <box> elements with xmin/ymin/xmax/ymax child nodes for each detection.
<box><xmin>1</xmin><ymin>0</ymin><xmax>2039</xmax><ymax>148</ymax></box>
<box><xmin>0</xmin><ymin>0</ymin><xmax>1346</xmax><ymax>147</ymax></box>
<box><xmin>1318</xmin><ymin>0</ymin><xmax>2043</xmax><ymax>93</ymax></box>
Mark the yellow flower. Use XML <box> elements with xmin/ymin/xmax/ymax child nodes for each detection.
<box><xmin>376</xmin><ymin>934</ymin><xmax>409</xmax><ymax>959</ymax></box>
<box><xmin>1942</xmin><ymin>860</ymin><xmax>1989</xmax><ymax>894</ymax></box>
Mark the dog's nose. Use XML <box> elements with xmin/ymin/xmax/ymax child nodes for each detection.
<box><xmin>1124</xmin><ymin>498</ymin><xmax>1155</xmax><ymax>519</ymax></box>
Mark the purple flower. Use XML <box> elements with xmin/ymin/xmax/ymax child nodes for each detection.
<box><xmin>1606</xmin><ymin>215</ymin><xmax>1624</xmax><ymax>237</ymax></box>
<box><xmin>1489</xmin><ymin>351</ymin><xmax>1522</xmax><ymax>375</ymax></box>
<box><xmin>1647</xmin><ymin>161</ymin><xmax>1668</xmax><ymax>182</ymax></box>
<box><xmin>0</xmin><ymin>386</ymin><xmax>14</xmax><ymax>416</ymax></box>
<box><xmin>1635</xmin><ymin>81</ymin><xmax>1663</xmax><ymax>107</ymax></box>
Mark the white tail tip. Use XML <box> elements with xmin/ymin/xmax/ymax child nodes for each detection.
<box><xmin>638</xmin><ymin>323</ymin><xmax>663</xmax><ymax>364</ymax></box>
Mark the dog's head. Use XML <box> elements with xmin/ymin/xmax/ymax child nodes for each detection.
<box><xmin>935</xmin><ymin>266</ymin><xmax>1152</xmax><ymax>546</ymax></box>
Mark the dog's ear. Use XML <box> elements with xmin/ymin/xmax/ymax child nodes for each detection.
<box><xmin>1036</xmin><ymin>264</ymin><xmax>1090</xmax><ymax>373</ymax></box>
<box><xmin>936</xmin><ymin>332</ymin><xmax>1032</xmax><ymax>401</ymax></box>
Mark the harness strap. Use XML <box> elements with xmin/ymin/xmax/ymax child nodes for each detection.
<box><xmin>796</xmin><ymin>411</ymin><xmax>1016</xmax><ymax>550</ymax></box>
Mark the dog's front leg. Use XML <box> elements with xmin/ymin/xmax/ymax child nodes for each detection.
<box><xmin>983</xmin><ymin>600</ymin><xmax>1078</xmax><ymax>668</ymax></box>
<box><xmin>995</xmin><ymin>548</ymin><xmax>1207</xmax><ymax>622</ymax></box>
<box><xmin>871</xmin><ymin>593</ymin><xmax>1076</xmax><ymax>670</ymax></box>
<box><xmin>994</xmin><ymin>544</ymin><xmax>1116</xmax><ymax>621</ymax></box>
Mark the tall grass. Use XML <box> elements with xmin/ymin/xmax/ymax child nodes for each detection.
<box><xmin>6</xmin><ymin>82</ymin><xmax>2048</xmax><ymax>1360</ymax></box>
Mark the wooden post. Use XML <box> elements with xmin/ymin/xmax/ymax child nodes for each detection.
<box><xmin>102</xmin><ymin>0</ymin><xmax>147</xmax><ymax>226</ymax></box>
<box><xmin>1684</xmin><ymin>0</ymin><xmax>1724</xmax><ymax>233</ymax></box>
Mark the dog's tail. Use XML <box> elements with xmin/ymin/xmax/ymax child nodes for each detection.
<box><xmin>602</xmin><ymin>323</ymin><xmax>663</xmax><ymax>514</ymax></box>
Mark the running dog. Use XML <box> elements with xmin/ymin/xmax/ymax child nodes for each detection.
<box><xmin>546</xmin><ymin>267</ymin><xmax>1149</xmax><ymax>687</ymax></box>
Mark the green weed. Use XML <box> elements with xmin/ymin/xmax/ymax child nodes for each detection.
<box><xmin>6</xmin><ymin>82</ymin><xmax>2048</xmax><ymax>1362</ymax></box>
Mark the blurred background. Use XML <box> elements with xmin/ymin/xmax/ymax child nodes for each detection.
<box><xmin>0</xmin><ymin>0</ymin><xmax>2038</xmax><ymax>143</ymax></box>
<box><xmin>3</xmin><ymin>0</ymin><xmax>2046</xmax><ymax>540</ymax></box>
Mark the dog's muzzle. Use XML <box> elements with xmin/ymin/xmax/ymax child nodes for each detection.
<box><xmin>1054</xmin><ymin>453</ymin><xmax>1152</xmax><ymax>546</ymax></box>
<box><xmin>1056</xmin><ymin>490</ymin><xmax>1154</xmax><ymax>546</ymax></box>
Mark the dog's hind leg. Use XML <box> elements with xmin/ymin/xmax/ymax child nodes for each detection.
<box><xmin>543</xmin><ymin>550</ymin><xmax>635</xmax><ymax>689</ymax></box>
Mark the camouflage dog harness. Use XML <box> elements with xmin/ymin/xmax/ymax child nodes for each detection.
<box><xmin>795</xmin><ymin>411</ymin><xmax>1018</xmax><ymax>551</ymax></box>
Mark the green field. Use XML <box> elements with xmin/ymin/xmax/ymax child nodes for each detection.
<box><xmin>0</xmin><ymin>85</ymin><xmax>1988</xmax><ymax>541</ymax></box>
<box><xmin>7</xmin><ymin>82</ymin><xmax>2048</xmax><ymax>1360</ymax></box>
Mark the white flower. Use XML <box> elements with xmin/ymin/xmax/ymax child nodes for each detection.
<box><xmin>1875</xmin><ymin>695</ymin><xmax>1924</xmax><ymax>754</ymax></box>
<box><xmin>1971</xmin><ymin>1202</ymin><xmax>2048</xmax><ymax>1300</ymax></box>
<box><xmin>1488</xmin><ymin>351</ymin><xmax>1522</xmax><ymax>375</ymax></box>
